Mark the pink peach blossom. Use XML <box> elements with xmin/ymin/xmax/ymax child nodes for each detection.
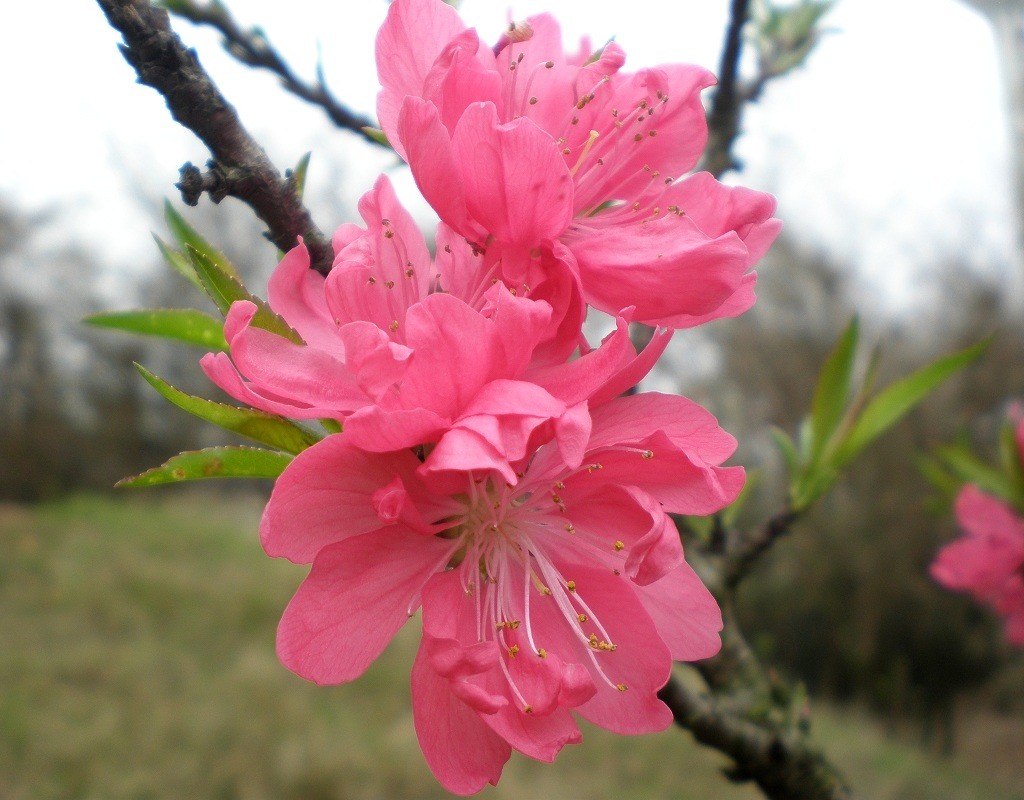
<box><xmin>262</xmin><ymin>392</ymin><xmax>738</xmax><ymax>793</ymax></box>
<box><xmin>376</xmin><ymin>0</ymin><xmax>780</xmax><ymax>328</ymax></box>
<box><xmin>931</xmin><ymin>485</ymin><xmax>1024</xmax><ymax>646</ymax></box>
<box><xmin>201</xmin><ymin>176</ymin><xmax>665</xmax><ymax>457</ymax></box>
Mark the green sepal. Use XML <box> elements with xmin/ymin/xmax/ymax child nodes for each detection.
<box><xmin>135</xmin><ymin>364</ymin><xmax>320</xmax><ymax>454</ymax></box>
<box><xmin>116</xmin><ymin>446</ymin><xmax>292</xmax><ymax>487</ymax></box>
<box><xmin>84</xmin><ymin>309</ymin><xmax>228</xmax><ymax>351</ymax></box>
<box><xmin>362</xmin><ymin>127</ymin><xmax>391</xmax><ymax>148</ymax></box>
<box><xmin>831</xmin><ymin>338</ymin><xmax>989</xmax><ymax>470</ymax></box>
<box><xmin>290</xmin><ymin>152</ymin><xmax>312</xmax><ymax>200</ymax></box>
<box><xmin>320</xmin><ymin>418</ymin><xmax>343</xmax><ymax>435</ymax></box>
<box><xmin>186</xmin><ymin>246</ymin><xmax>303</xmax><ymax>345</ymax></box>
<box><xmin>164</xmin><ymin>200</ymin><xmax>239</xmax><ymax>279</ymax></box>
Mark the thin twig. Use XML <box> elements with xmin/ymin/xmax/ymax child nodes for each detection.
<box><xmin>165</xmin><ymin>0</ymin><xmax>386</xmax><ymax>148</ymax></box>
<box><xmin>96</xmin><ymin>0</ymin><xmax>334</xmax><ymax>274</ymax></box>
<box><xmin>723</xmin><ymin>508</ymin><xmax>800</xmax><ymax>588</ymax></box>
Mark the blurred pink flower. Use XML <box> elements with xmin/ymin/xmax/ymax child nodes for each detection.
<box><xmin>376</xmin><ymin>0</ymin><xmax>780</xmax><ymax>327</ymax></box>
<box><xmin>931</xmin><ymin>484</ymin><xmax>1024</xmax><ymax>646</ymax></box>
<box><xmin>262</xmin><ymin>392</ymin><xmax>739</xmax><ymax>793</ymax></box>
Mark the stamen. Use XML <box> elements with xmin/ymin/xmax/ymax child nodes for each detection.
<box><xmin>569</xmin><ymin>130</ymin><xmax>601</xmax><ymax>178</ymax></box>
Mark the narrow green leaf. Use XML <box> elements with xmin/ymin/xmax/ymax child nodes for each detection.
<box><xmin>771</xmin><ymin>427</ymin><xmax>800</xmax><ymax>478</ymax></box>
<box><xmin>135</xmin><ymin>365</ymin><xmax>320</xmax><ymax>454</ymax></box>
<box><xmin>186</xmin><ymin>246</ymin><xmax>304</xmax><ymax>345</ymax></box>
<box><xmin>936</xmin><ymin>444</ymin><xmax>1017</xmax><ymax>505</ymax></box>
<box><xmin>832</xmin><ymin>339</ymin><xmax>988</xmax><ymax>469</ymax></box>
<box><xmin>85</xmin><ymin>309</ymin><xmax>228</xmax><ymax>350</ymax></box>
<box><xmin>808</xmin><ymin>316</ymin><xmax>859</xmax><ymax>464</ymax></box>
<box><xmin>998</xmin><ymin>418</ymin><xmax>1024</xmax><ymax>507</ymax></box>
<box><xmin>916</xmin><ymin>453</ymin><xmax>960</xmax><ymax>496</ymax></box>
<box><xmin>164</xmin><ymin>200</ymin><xmax>239</xmax><ymax>279</ymax></box>
<box><xmin>291</xmin><ymin>152</ymin><xmax>312</xmax><ymax>200</ymax></box>
<box><xmin>116</xmin><ymin>446</ymin><xmax>292</xmax><ymax>487</ymax></box>
<box><xmin>153</xmin><ymin>233</ymin><xmax>203</xmax><ymax>289</ymax></box>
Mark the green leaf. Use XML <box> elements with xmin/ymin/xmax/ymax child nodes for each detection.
<box><xmin>362</xmin><ymin>127</ymin><xmax>391</xmax><ymax>148</ymax></box>
<box><xmin>153</xmin><ymin>233</ymin><xmax>203</xmax><ymax>290</ymax></box>
<box><xmin>84</xmin><ymin>309</ymin><xmax>228</xmax><ymax>350</ymax></box>
<box><xmin>186</xmin><ymin>246</ymin><xmax>303</xmax><ymax>345</ymax></box>
<box><xmin>808</xmin><ymin>316</ymin><xmax>859</xmax><ymax>464</ymax></box>
<box><xmin>164</xmin><ymin>200</ymin><xmax>239</xmax><ymax>279</ymax></box>
<box><xmin>771</xmin><ymin>427</ymin><xmax>800</xmax><ymax>478</ymax></box>
<box><xmin>935</xmin><ymin>444</ymin><xmax>1018</xmax><ymax>506</ymax></box>
<box><xmin>290</xmin><ymin>152</ymin><xmax>312</xmax><ymax>200</ymax></box>
<box><xmin>832</xmin><ymin>339</ymin><xmax>988</xmax><ymax>470</ymax></box>
<box><xmin>116</xmin><ymin>446</ymin><xmax>292</xmax><ymax>487</ymax></box>
<box><xmin>135</xmin><ymin>365</ymin><xmax>320</xmax><ymax>454</ymax></box>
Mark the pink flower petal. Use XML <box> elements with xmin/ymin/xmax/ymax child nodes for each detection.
<box><xmin>260</xmin><ymin>436</ymin><xmax>442</xmax><ymax>562</ymax></box>
<box><xmin>277</xmin><ymin>527</ymin><xmax>454</xmax><ymax>684</ymax></box>
<box><xmin>411</xmin><ymin>641</ymin><xmax>511</xmax><ymax>795</ymax></box>
<box><xmin>451</xmin><ymin>102</ymin><xmax>574</xmax><ymax>245</ymax></box>
<box><xmin>376</xmin><ymin>0</ymin><xmax>466</xmax><ymax>159</ymax></box>
<box><xmin>633</xmin><ymin>560</ymin><xmax>723</xmax><ymax>661</ymax></box>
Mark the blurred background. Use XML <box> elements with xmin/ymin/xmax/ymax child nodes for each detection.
<box><xmin>2</xmin><ymin>0</ymin><xmax>1023</xmax><ymax>797</ymax></box>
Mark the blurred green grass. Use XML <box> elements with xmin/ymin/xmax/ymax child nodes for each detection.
<box><xmin>1</xmin><ymin>492</ymin><xmax>1021</xmax><ymax>800</ymax></box>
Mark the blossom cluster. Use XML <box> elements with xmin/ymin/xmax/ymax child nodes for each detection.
<box><xmin>204</xmin><ymin>0</ymin><xmax>779</xmax><ymax>792</ymax></box>
<box><xmin>931</xmin><ymin>416</ymin><xmax>1024</xmax><ymax>648</ymax></box>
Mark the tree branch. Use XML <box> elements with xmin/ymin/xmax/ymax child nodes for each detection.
<box><xmin>96</xmin><ymin>0</ymin><xmax>334</xmax><ymax>274</ymax></box>
<box><xmin>163</xmin><ymin>0</ymin><xmax>386</xmax><ymax>148</ymax></box>
<box><xmin>659</xmin><ymin>676</ymin><xmax>854</xmax><ymax>800</ymax></box>
<box><xmin>702</xmin><ymin>0</ymin><xmax>751</xmax><ymax>178</ymax></box>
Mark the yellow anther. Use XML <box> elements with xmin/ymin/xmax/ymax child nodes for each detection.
<box><xmin>389</xmin><ymin>320</ymin><xmax>399</xmax><ymax>332</ymax></box>
<box><xmin>614</xmin><ymin>540</ymin><xmax>625</xmax><ymax>552</ymax></box>
<box><xmin>577</xmin><ymin>613</ymin><xmax>588</xmax><ymax>623</ymax></box>
<box><xmin>537</xmin><ymin>648</ymin><xmax>547</xmax><ymax>658</ymax></box>
<box><xmin>508</xmin><ymin>644</ymin><xmax>520</xmax><ymax>658</ymax></box>
<box><xmin>551</xmin><ymin>494</ymin><xmax>562</xmax><ymax>504</ymax></box>
<box><xmin>588</xmin><ymin>633</ymin><xmax>599</xmax><ymax>647</ymax></box>
<box><xmin>566</xmin><ymin>580</ymin><xmax>576</xmax><ymax>592</ymax></box>
<box><xmin>642</xmin><ymin>450</ymin><xmax>654</xmax><ymax>459</ymax></box>
<box><xmin>523</xmin><ymin>704</ymin><xmax>534</xmax><ymax>713</ymax></box>
<box><xmin>616</xmin><ymin>683</ymin><xmax>628</xmax><ymax>692</ymax></box>
<box><xmin>540</xmin><ymin>586</ymin><xmax>552</xmax><ymax>596</ymax></box>
<box><xmin>564</xmin><ymin>523</ymin><xmax>576</xmax><ymax>535</ymax></box>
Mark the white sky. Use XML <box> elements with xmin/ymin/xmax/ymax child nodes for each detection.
<box><xmin>0</xmin><ymin>0</ymin><xmax>1012</xmax><ymax>311</ymax></box>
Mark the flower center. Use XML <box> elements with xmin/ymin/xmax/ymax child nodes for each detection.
<box><xmin>440</xmin><ymin>474</ymin><xmax>629</xmax><ymax>707</ymax></box>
